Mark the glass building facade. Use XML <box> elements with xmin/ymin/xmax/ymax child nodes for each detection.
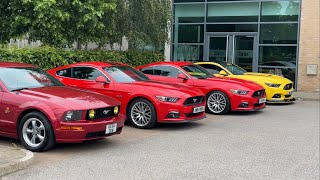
<box><xmin>172</xmin><ymin>0</ymin><xmax>300</xmax><ymax>86</ymax></box>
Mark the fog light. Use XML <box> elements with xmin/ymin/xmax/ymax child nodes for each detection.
<box><xmin>239</xmin><ymin>102</ymin><xmax>249</xmax><ymax>108</ymax></box>
<box><xmin>166</xmin><ymin>112</ymin><xmax>180</xmax><ymax>118</ymax></box>
<box><xmin>60</xmin><ymin>126</ymin><xmax>83</xmax><ymax>131</ymax></box>
<box><xmin>272</xmin><ymin>94</ymin><xmax>281</xmax><ymax>98</ymax></box>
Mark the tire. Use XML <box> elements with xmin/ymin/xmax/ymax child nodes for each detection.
<box><xmin>128</xmin><ymin>98</ymin><xmax>157</xmax><ymax>129</ymax></box>
<box><xmin>206</xmin><ymin>91</ymin><xmax>230</xmax><ymax>115</ymax></box>
<box><xmin>18</xmin><ymin>112</ymin><xmax>56</xmax><ymax>152</ymax></box>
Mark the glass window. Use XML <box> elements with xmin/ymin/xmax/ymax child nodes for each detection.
<box><xmin>181</xmin><ymin>65</ymin><xmax>212</xmax><ymax>79</ymax></box>
<box><xmin>258</xmin><ymin>67</ymin><xmax>295</xmax><ymax>83</ymax></box>
<box><xmin>56</xmin><ymin>68</ymin><xmax>71</xmax><ymax>78</ymax></box>
<box><xmin>207</xmin><ymin>2</ymin><xmax>259</xmax><ymax>22</ymax></box>
<box><xmin>153</xmin><ymin>66</ymin><xmax>183</xmax><ymax>77</ymax></box>
<box><xmin>259</xmin><ymin>46</ymin><xmax>297</xmax><ymax>66</ymax></box>
<box><xmin>73</xmin><ymin>67</ymin><xmax>105</xmax><ymax>80</ymax></box>
<box><xmin>175</xmin><ymin>4</ymin><xmax>205</xmax><ymax>23</ymax></box>
<box><xmin>140</xmin><ymin>67</ymin><xmax>154</xmax><ymax>75</ymax></box>
<box><xmin>198</xmin><ymin>64</ymin><xmax>224</xmax><ymax>75</ymax></box>
<box><xmin>104</xmin><ymin>66</ymin><xmax>149</xmax><ymax>83</ymax></box>
<box><xmin>260</xmin><ymin>24</ymin><xmax>298</xmax><ymax>44</ymax></box>
<box><xmin>0</xmin><ymin>67</ymin><xmax>63</xmax><ymax>91</ymax></box>
<box><xmin>261</xmin><ymin>1</ymin><xmax>300</xmax><ymax>22</ymax></box>
<box><xmin>207</xmin><ymin>24</ymin><xmax>258</xmax><ymax>32</ymax></box>
<box><xmin>174</xmin><ymin>24</ymin><xmax>204</xmax><ymax>43</ymax></box>
<box><xmin>173</xmin><ymin>44</ymin><xmax>203</xmax><ymax>62</ymax></box>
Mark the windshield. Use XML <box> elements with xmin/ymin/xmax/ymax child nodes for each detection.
<box><xmin>104</xmin><ymin>66</ymin><xmax>150</xmax><ymax>83</ymax></box>
<box><xmin>182</xmin><ymin>65</ymin><xmax>213</xmax><ymax>79</ymax></box>
<box><xmin>221</xmin><ymin>63</ymin><xmax>247</xmax><ymax>75</ymax></box>
<box><xmin>0</xmin><ymin>67</ymin><xmax>64</xmax><ymax>91</ymax></box>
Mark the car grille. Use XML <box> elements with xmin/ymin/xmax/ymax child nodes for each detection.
<box><xmin>183</xmin><ymin>96</ymin><xmax>204</xmax><ymax>106</ymax></box>
<box><xmin>283</xmin><ymin>83</ymin><xmax>293</xmax><ymax>90</ymax></box>
<box><xmin>85</xmin><ymin>106</ymin><xmax>118</xmax><ymax>120</ymax></box>
<box><xmin>284</xmin><ymin>95</ymin><xmax>292</xmax><ymax>98</ymax></box>
<box><xmin>252</xmin><ymin>89</ymin><xmax>265</xmax><ymax>98</ymax></box>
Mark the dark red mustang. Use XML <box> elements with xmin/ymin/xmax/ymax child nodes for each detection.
<box><xmin>0</xmin><ymin>62</ymin><xmax>125</xmax><ymax>152</ymax></box>
<box><xmin>48</xmin><ymin>62</ymin><xmax>206</xmax><ymax>129</ymax></box>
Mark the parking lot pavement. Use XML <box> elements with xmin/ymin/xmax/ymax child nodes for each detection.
<box><xmin>1</xmin><ymin>101</ymin><xmax>319</xmax><ymax>180</ymax></box>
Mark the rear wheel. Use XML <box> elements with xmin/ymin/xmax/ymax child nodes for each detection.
<box><xmin>206</xmin><ymin>91</ymin><xmax>230</xmax><ymax>115</ymax></box>
<box><xmin>128</xmin><ymin>98</ymin><xmax>157</xmax><ymax>129</ymax></box>
<box><xmin>18</xmin><ymin>112</ymin><xmax>55</xmax><ymax>152</ymax></box>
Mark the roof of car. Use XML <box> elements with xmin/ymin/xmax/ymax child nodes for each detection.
<box><xmin>140</xmin><ymin>61</ymin><xmax>194</xmax><ymax>67</ymax></box>
<box><xmin>0</xmin><ymin>62</ymin><xmax>36</xmax><ymax>68</ymax></box>
<box><xmin>67</xmin><ymin>61</ymin><xmax>127</xmax><ymax>67</ymax></box>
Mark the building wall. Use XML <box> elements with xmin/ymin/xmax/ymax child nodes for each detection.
<box><xmin>298</xmin><ymin>0</ymin><xmax>320</xmax><ymax>92</ymax></box>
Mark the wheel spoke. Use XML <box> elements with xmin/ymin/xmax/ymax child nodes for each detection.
<box><xmin>26</xmin><ymin>128</ymin><xmax>33</xmax><ymax>134</ymax></box>
<box><xmin>31</xmin><ymin>135</ymin><xmax>36</xmax><ymax>144</ymax></box>
<box><xmin>37</xmin><ymin>134</ymin><xmax>45</xmax><ymax>141</ymax></box>
<box><xmin>32</xmin><ymin>120</ymin><xmax>37</xmax><ymax>129</ymax></box>
<box><xmin>38</xmin><ymin>124</ymin><xmax>45</xmax><ymax>131</ymax></box>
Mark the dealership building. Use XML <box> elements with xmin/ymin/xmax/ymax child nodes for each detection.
<box><xmin>166</xmin><ymin>0</ymin><xmax>319</xmax><ymax>92</ymax></box>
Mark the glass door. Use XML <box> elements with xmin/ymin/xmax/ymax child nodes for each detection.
<box><xmin>205</xmin><ymin>33</ymin><xmax>258</xmax><ymax>72</ymax></box>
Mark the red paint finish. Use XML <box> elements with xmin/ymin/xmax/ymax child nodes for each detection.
<box><xmin>0</xmin><ymin>62</ymin><xmax>124</xmax><ymax>143</ymax></box>
<box><xmin>48</xmin><ymin>62</ymin><xmax>206</xmax><ymax>123</ymax></box>
<box><xmin>137</xmin><ymin>62</ymin><xmax>266</xmax><ymax>112</ymax></box>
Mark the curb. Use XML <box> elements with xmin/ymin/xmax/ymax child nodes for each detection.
<box><xmin>0</xmin><ymin>148</ymin><xmax>34</xmax><ymax>177</ymax></box>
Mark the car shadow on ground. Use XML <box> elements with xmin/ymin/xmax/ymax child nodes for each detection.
<box><xmin>266</xmin><ymin>102</ymin><xmax>296</xmax><ymax>106</ymax></box>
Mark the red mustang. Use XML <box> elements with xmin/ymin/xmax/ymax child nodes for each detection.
<box><xmin>0</xmin><ymin>62</ymin><xmax>125</xmax><ymax>152</ymax></box>
<box><xmin>137</xmin><ymin>62</ymin><xmax>266</xmax><ymax>114</ymax></box>
<box><xmin>48</xmin><ymin>62</ymin><xmax>206</xmax><ymax>129</ymax></box>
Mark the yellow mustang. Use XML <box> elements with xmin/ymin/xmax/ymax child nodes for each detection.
<box><xmin>195</xmin><ymin>62</ymin><xmax>295</xmax><ymax>103</ymax></box>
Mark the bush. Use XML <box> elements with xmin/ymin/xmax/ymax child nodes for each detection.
<box><xmin>0</xmin><ymin>46</ymin><xmax>163</xmax><ymax>69</ymax></box>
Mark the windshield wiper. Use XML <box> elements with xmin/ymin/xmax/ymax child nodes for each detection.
<box><xmin>11</xmin><ymin>87</ymin><xmax>30</xmax><ymax>92</ymax></box>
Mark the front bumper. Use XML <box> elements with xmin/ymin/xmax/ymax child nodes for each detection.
<box><xmin>54</xmin><ymin>116</ymin><xmax>125</xmax><ymax>143</ymax></box>
<box><xmin>230</xmin><ymin>94</ymin><xmax>266</xmax><ymax>111</ymax></box>
<box><xmin>156</xmin><ymin>101</ymin><xmax>206</xmax><ymax>123</ymax></box>
<box><xmin>266</xmin><ymin>89</ymin><xmax>295</xmax><ymax>103</ymax></box>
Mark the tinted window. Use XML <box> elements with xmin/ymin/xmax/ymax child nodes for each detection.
<box><xmin>182</xmin><ymin>65</ymin><xmax>212</xmax><ymax>79</ymax></box>
<box><xmin>56</xmin><ymin>68</ymin><xmax>71</xmax><ymax>77</ymax></box>
<box><xmin>0</xmin><ymin>67</ymin><xmax>63</xmax><ymax>91</ymax></box>
<box><xmin>73</xmin><ymin>67</ymin><xmax>104</xmax><ymax>80</ymax></box>
<box><xmin>153</xmin><ymin>66</ymin><xmax>182</xmax><ymax>78</ymax></box>
<box><xmin>140</xmin><ymin>67</ymin><xmax>154</xmax><ymax>75</ymax></box>
<box><xmin>200</xmin><ymin>64</ymin><xmax>223</xmax><ymax>74</ymax></box>
<box><xmin>104</xmin><ymin>66</ymin><xmax>149</xmax><ymax>83</ymax></box>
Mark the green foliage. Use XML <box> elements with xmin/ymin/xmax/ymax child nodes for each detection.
<box><xmin>0</xmin><ymin>47</ymin><xmax>163</xmax><ymax>69</ymax></box>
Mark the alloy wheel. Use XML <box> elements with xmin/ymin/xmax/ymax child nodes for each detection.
<box><xmin>207</xmin><ymin>92</ymin><xmax>227</xmax><ymax>114</ymax></box>
<box><xmin>22</xmin><ymin>118</ymin><xmax>46</xmax><ymax>148</ymax></box>
<box><xmin>131</xmin><ymin>102</ymin><xmax>152</xmax><ymax>127</ymax></box>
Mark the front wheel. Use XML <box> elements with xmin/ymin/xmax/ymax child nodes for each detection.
<box><xmin>128</xmin><ymin>98</ymin><xmax>157</xmax><ymax>129</ymax></box>
<box><xmin>206</xmin><ymin>91</ymin><xmax>230</xmax><ymax>115</ymax></box>
<box><xmin>18</xmin><ymin>112</ymin><xmax>55</xmax><ymax>152</ymax></box>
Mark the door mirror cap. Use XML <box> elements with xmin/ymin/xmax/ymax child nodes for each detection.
<box><xmin>177</xmin><ymin>73</ymin><xmax>189</xmax><ymax>80</ymax></box>
<box><xmin>219</xmin><ymin>70</ymin><xmax>228</xmax><ymax>76</ymax></box>
<box><xmin>95</xmin><ymin>76</ymin><xmax>109</xmax><ymax>84</ymax></box>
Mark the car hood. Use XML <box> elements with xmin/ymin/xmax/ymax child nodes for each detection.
<box><xmin>17</xmin><ymin>86</ymin><xmax>120</xmax><ymax>110</ymax></box>
<box><xmin>206</xmin><ymin>76</ymin><xmax>264</xmax><ymax>90</ymax></box>
<box><xmin>241</xmin><ymin>72</ymin><xmax>293</xmax><ymax>84</ymax></box>
<box><xmin>129</xmin><ymin>81</ymin><xmax>203</xmax><ymax>97</ymax></box>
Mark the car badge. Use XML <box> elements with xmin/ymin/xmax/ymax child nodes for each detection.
<box><xmin>193</xmin><ymin>98</ymin><xmax>197</xmax><ymax>103</ymax></box>
<box><xmin>103</xmin><ymin>110</ymin><xmax>111</xmax><ymax>115</ymax></box>
<box><xmin>4</xmin><ymin>107</ymin><xmax>10</xmax><ymax>114</ymax></box>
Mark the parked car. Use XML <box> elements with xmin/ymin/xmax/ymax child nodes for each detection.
<box><xmin>48</xmin><ymin>62</ymin><xmax>206</xmax><ymax>129</ymax></box>
<box><xmin>0</xmin><ymin>62</ymin><xmax>125</xmax><ymax>152</ymax></box>
<box><xmin>195</xmin><ymin>61</ymin><xmax>295</xmax><ymax>103</ymax></box>
<box><xmin>137</xmin><ymin>62</ymin><xmax>266</xmax><ymax>115</ymax></box>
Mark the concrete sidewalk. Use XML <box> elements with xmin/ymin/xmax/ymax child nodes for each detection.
<box><xmin>294</xmin><ymin>92</ymin><xmax>320</xmax><ymax>101</ymax></box>
<box><xmin>0</xmin><ymin>144</ymin><xmax>34</xmax><ymax>177</ymax></box>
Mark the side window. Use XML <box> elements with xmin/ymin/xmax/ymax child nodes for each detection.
<box><xmin>200</xmin><ymin>64</ymin><xmax>223</xmax><ymax>74</ymax></box>
<box><xmin>140</xmin><ymin>67</ymin><xmax>154</xmax><ymax>75</ymax></box>
<box><xmin>72</xmin><ymin>67</ymin><xmax>104</xmax><ymax>80</ymax></box>
<box><xmin>153</xmin><ymin>66</ymin><xmax>182</xmax><ymax>78</ymax></box>
<box><xmin>56</xmin><ymin>68</ymin><xmax>71</xmax><ymax>78</ymax></box>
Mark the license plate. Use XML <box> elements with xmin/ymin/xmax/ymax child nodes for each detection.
<box><xmin>259</xmin><ymin>98</ymin><xmax>267</xmax><ymax>104</ymax></box>
<box><xmin>193</xmin><ymin>106</ymin><xmax>205</xmax><ymax>113</ymax></box>
<box><xmin>106</xmin><ymin>123</ymin><xmax>117</xmax><ymax>134</ymax></box>
<box><xmin>288</xmin><ymin>91</ymin><xmax>293</xmax><ymax>95</ymax></box>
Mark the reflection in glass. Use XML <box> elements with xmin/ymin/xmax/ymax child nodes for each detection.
<box><xmin>207</xmin><ymin>24</ymin><xmax>258</xmax><ymax>32</ymax></box>
<box><xmin>173</xmin><ymin>44</ymin><xmax>203</xmax><ymax>62</ymax></box>
<box><xmin>207</xmin><ymin>3</ymin><xmax>259</xmax><ymax>22</ymax></box>
<box><xmin>261</xmin><ymin>1</ymin><xmax>299</xmax><ymax>22</ymax></box>
<box><xmin>209</xmin><ymin>37</ymin><xmax>227</xmax><ymax>62</ymax></box>
<box><xmin>174</xmin><ymin>4</ymin><xmax>205</xmax><ymax>23</ymax></box>
<box><xmin>259</xmin><ymin>46</ymin><xmax>297</xmax><ymax>65</ymax></box>
<box><xmin>260</xmin><ymin>24</ymin><xmax>298</xmax><ymax>44</ymax></box>
<box><xmin>174</xmin><ymin>24</ymin><xmax>204</xmax><ymax>43</ymax></box>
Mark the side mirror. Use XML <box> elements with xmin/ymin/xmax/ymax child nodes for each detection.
<box><xmin>95</xmin><ymin>76</ymin><xmax>109</xmax><ymax>84</ymax></box>
<box><xmin>219</xmin><ymin>70</ymin><xmax>228</xmax><ymax>76</ymax></box>
<box><xmin>177</xmin><ymin>73</ymin><xmax>188</xmax><ymax>80</ymax></box>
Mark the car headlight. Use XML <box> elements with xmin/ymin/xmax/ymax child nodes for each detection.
<box><xmin>63</xmin><ymin>110</ymin><xmax>82</xmax><ymax>121</ymax></box>
<box><xmin>230</xmin><ymin>89</ymin><xmax>249</xmax><ymax>95</ymax></box>
<box><xmin>265</xmin><ymin>83</ymin><xmax>281</xmax><ymax>88</ymax></box>
<box><xmin>156</xmin><ymin>96</ymin><xmax>180</xmax><ymax>103</ymax></box>
<box><xmin>114</xmin><ymin>106</ymin><xmax>119</xmax><ymax>115</ymax></box>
